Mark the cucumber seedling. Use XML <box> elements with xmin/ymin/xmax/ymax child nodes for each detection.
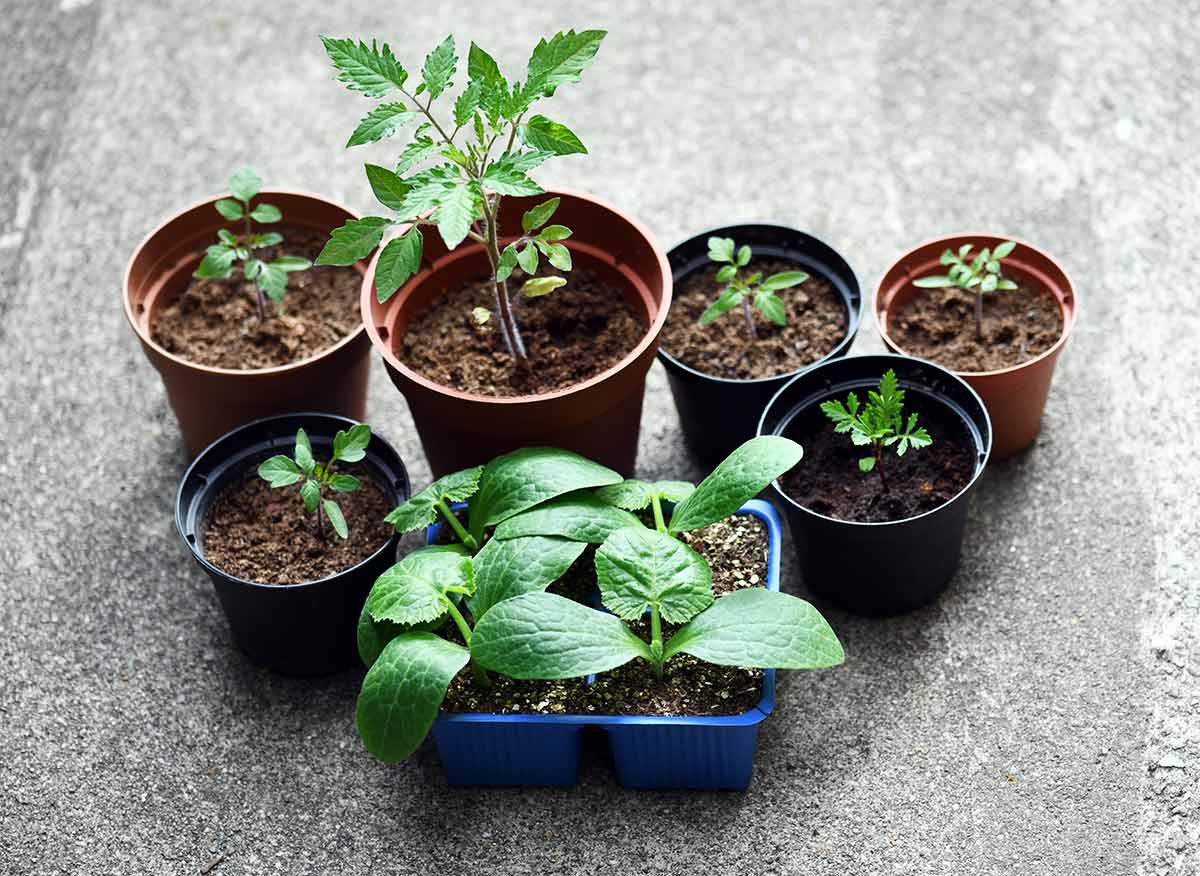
<box><xmin>193</xmin><ymin>166</ymin><xmax>312</xmax><ymax>320</ymax></box>
<box><xmin>257</xmin><ymin>424</ymin><xmax>372</xmax><ymax>540</ymax></box>
<box><xmin>819</xmin><ymin>369</ymin><xmax>931</xmax><ymax>491</ymax></box>
<box><xmin>699</xmin><ymin>237</ymin><xmax>809</xmax><ymax>340</ymax></box>
<box><xmin>317</xmin><ymin>30</ymin><xmax>605</xmax><ymax>361</ymax></box>
<box><xmin>912</xmin><ymin>240</ymin><xmax>1018</xmax><ymax>339</ymax></box>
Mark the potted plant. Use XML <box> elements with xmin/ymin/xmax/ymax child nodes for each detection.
<box><xmin>874</xmin><ymin>234</ymin><xmax>1077</xmax><ymax>459</ymax></box>
<box><xmin>355</xmin><ymin>438</ymin><xmax>844</xmax><ymax>790</ymax></box>
<box><xmin>176</xmin><ymin>413</ymin><xmax>409</xmax><ymax>675</ymax></box>
<box><xmin>315</xmin><ymin>32</ymin><xmax>671</xmax><ymax>476</ymax></box>
<box><xmin>657</xmin><ymin>224</ymin><xmax>862</xmax><ymax>465</ymax></box>
<box><xmin>124</xmin><ymin>167</ymin><xmax>374</xmax><ymax>456</ymax></box>
<box><xmin>758</xmin><ymin>355</ymin><xmax>992</xmax><ymax>615</ymax></box>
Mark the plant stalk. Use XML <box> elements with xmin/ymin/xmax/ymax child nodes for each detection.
<box><xmin>481</xmin><ymin>197</ymin><xmax>527</xmax><ymax>360</ymax></box>
<box><xmin>974</xmin><ymin>290</ymin><xmax>984</xmax><ymax>340</ymax></box>
<box><xmin>243</xmin><ymin>209</ymin><xmax>265</xmax><ymax>321</ymax></box>
<box><xmin>436</xmin><ymin>500</ymin><xmax>478</xmax><ymax>552</ymax></box>
<box><xmin>651</xmin><ymin>495</ymin><xmax>668</xmax><ymax>534</ymax></box>
<box><xmin>741</xmin><ymin>295</ymin><xmax>758</xmax><ymax>341</ymax></box>
<box><xmin>650</xmin><ymin>604</ymin><xmax>664</xmax><ymax>680</ymax></box>
<box><xmin>874</xmin><ymin>442</ymin><xmax>888</xmax><ymax>493</ymax></box>
<box><xmin>445</xmin><ymin>599</ymin><xmax>491</xmax><ymax>688</ymax></box>
<box><xmin>315</xmin><ymin>497</ymin><xmax>325</xmax><ymax>538</ymax></box>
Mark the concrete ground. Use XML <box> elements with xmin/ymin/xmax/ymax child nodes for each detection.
<box><xmin>1</xmin><ymin>1</ymin><xmax>1196</xmax><ymax>873</ymax></box>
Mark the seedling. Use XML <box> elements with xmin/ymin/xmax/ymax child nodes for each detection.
<box><xmin>912</xmin><ymin>240</ymin><xmax>1018</xmax><ymax>339</ymax></box>
<box><xmin>317</xmin><ymin>31</ymin><xmax>605</xmax><ymax>362</ymax></box>
<box><xmin>193</xmin><ymin>166</ymin><xmax>312</xmax><ymax>320</ymax></box>
<box><xmin>699</xmin><ymin>237</ymin><xmax>809</xmax><ymax>340</ymax></box>
<box><xmin>819</xmin><ymin>369</ymin><xmax>931</xmax><ymax>491</ymax></box>
<box><xmin>256</xmin><ymin>424</ymin><xmax>372</xmax><ymax>540</ymax></box>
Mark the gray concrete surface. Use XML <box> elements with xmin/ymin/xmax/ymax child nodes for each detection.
<box><xmin>1</xmin><ymin>1</ymin><xmax>1196</xmax><ymax>873</ymax></box>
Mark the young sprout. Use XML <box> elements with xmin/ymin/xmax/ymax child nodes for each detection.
<box><xmin>912</xmin><ymin>240</ymin><xmax>1018</xmax><ymax>339</ymax></box>
<box><xmin>256</xmin><ymin>424</ymin><xmax>372</xmax><ymax>540</ymax></box>
<box><xmin>820</xmin><ymin>369</ymin><xmax>931</xmax><ymax>492</ymax></box>
<box><xmin>317</xmin><ymin>31</ymin><xmax>605</xmax><ymax>362</ymax></box>
<box><xmin>699</xmin><ymin>237</ymin><xmax>809</xmax><ymax>341</ymax></box>
<box><xmin>193</xmin><ymin>166</ymin><xmax>312</xmax><ymax>321</ymax></box>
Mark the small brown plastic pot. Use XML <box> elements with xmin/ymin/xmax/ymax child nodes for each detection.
<box><xmin>361</xmin><ymin>188</ymin><xmax>672</xmax><ymax>477</ymax></box>
<box><xmin>875</xmin><ymin>233</ymin><xmax>1078</xmax><ymax>460</ymax></box>
<box><xmin>123</xmin><ymin>190</ymin><xmax>371</xmax><ymax>458</ymax></box>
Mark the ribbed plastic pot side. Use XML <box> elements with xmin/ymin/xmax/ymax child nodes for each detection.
<box><xmin>759</xmin><ymin>354</ymin><xmax>992</xmax><ymax>616</ymax></box>
<box><xmin>176</xmin><ymin>413</ymin><xmax>408</xmax><ymax>676</ymax></box>
<box><xmin>657</xmin><ymin>224</ymin><xmax>863</xmax><ymax>467</ymax></box>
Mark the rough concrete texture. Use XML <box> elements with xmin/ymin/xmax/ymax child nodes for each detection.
<box><xmin>0</xmin><ymin>1</ymin><xmax>1196</xmax><ymax>873</ymax></box>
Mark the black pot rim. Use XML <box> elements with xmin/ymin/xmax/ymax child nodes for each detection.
<box><xmin>656</xmin><ymin>222</ymin><xmax>864</xmax><ymax>386</ymax></box>
<box><xmin>175</xmin><ymin>412</ymin><xmax>405</xmax><ymax>592</ymax></box>
<box><xmin>758</xmin><ymin>353</ymin><xmax>993</xmax><ymax>527</ymax></box>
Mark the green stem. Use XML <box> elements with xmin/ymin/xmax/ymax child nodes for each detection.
<box><xmin>243</xmin><ymin>207</ymin><xmax>265</xmax><ymax>321</ymax></box>
<box><xmin>651</xmin><ymin>495</ymin><xmax>668</xmax><ymax>534</ymax></box>
<box><xmin>650</xmin><ymin>603</ymin><xmax>664</xmax><ymax>679</ymax></box>
<box><xmin>444</xmin><ymin>599</ymin><xmax>491</xmax><ymax>688</ymax></box>
<box><xmin>436</xmin><ymin>499</ymin><xmax>478</xmax><ymax>552</ymax></box>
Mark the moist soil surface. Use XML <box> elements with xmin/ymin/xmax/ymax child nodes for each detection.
<box><xmin>781</xmin><ymin>393</ymin><xmax>977</xmax><ymax>523</ymax></box>
<box><xmin>887</xmin><ymin>282</ymin><xmax>1062</xmax><ymax>372</ymax></box>
<box><xmin>440</xmin><ymin>514</ymin><xmax>769</xmax><ymax>717</ymax></box>
<box><xmin>151</xmin><ymin>227</ymin><xmax>362</xmax><ymax>369</ymax></box>
<box><xmin>397</xmin><ymin>269</ymin><xmax>643</xmax><ymax>397</ymax></box>
<box><xmin>661</xmin><ymin>258</ymin><xmax>847</xmax><ymax>379</ymax></box>
<box><xmin>201</xmin><ymin>467</ymin><xmax>394</xmax><ymax>585</ymax></box>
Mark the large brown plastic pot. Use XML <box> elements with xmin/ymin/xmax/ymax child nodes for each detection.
<box><xmin>123</xmin><ymin>190</ymin><xmax>371</xmax><ymax>458</ymax></box>
<box><xmin>361</xmin><ymin>189</ymin><xmax>672</xmax><ymax>477</ymax></box>
<box><xmin>874</xmin><ymin>233</ymin><xmax>1077</xmax><ymax>460</ymax></box>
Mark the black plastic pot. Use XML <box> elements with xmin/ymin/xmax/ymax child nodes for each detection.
<box><xmin>758</xmin><ymin>354</ymin><xmax>991</xmax><ymax>616</ymax></box>
<box><xmin>176</xmin><ymin>413</ymin><xmax>408</xmax><ymax>675</ymax></box>
<box><xmin>657</xmin><ymin>224</ymin><xmax>863</xmax><ymax>466</ymax></box>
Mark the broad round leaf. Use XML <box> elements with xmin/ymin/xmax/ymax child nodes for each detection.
<box><xmin>597</xmin><ymin>527</ymin><xmax>712</xmax><ymax>624</ymax></box>
<box><xmin>367</xmin><ymin>545</ymin><xmax>473</xmax><ymax>626</ymax></box>
<box><xmin>250</xmin><ymin>203</ymin><xmax>282</xmax><ymax>224</ymax></box>
<box><xmin>257</xmin><ymin>455</ymin><xmax>303</xmax><ymax>487</ymax></box>
<box><xmin>228</xmin><ymin>166</ymin><xmax>261</xmax><ymax>203</ymax></box>
<box><xmin>215</xmin><ymin>198</ymin><xmax>243</xmax><ymax>220</ymax></box>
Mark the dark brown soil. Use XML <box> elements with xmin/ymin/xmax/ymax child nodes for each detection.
<box><xmin>661</xmin><ymin>258</ymin><xmax>847</xmax><ymax>379</ymax></box>
<box><xmin>888</xmin><ymin>282</ymin><xmax>1062</xmax><ymax>372</ymax></box>
<box><xmin>780</xmin><ymin>394</ymin><xmax>977</xmax><ymax>523</ymax></box>
<box><xmin>397</xmin><ymin>269</ymin><xmax>644</xmax><ymax>397</ymax></box>
<box><xmin>151</xmin><ymin>227</ymin><xmax>362</xmax><ymax>369</ymax></box>
<box><xmin>201</xmin><ymin>467</ymin><xmax>394</xmax><ymax>585</ymax></box>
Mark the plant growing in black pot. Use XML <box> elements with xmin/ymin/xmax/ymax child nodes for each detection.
<box><xmin>758</xmin><ymin>355</ymin><xmax>991</xmax><ymax>615</ymax></box>
<box><xmin>658</xmin><ymin>224</ymin><xmax>863</xmax><ymax>465</ymax></box>
<box><xmin>176</xmin><ymin>413</ymin><xmax>409</xmax><ymax>674</ymax></box>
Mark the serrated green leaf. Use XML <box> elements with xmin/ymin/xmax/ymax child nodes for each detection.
<box><xmin>760</xmin><ymin>270</ymin><xmax>808</xmax><ymax>291</ymax></box>
<box><xmin>395</xmin><ymin>136</ymin><xmax>438</xmax><ymax>175</ymax></box>
<box><xmin>321</xmin><ymin>36</ymin><xmax>408</xmax><ymax>97</ymax></box>
<box><xmin>249</xmin><ymin>203</ymin><xmax>281</xmax><ymax>223</ymax></box>
<box><xmin>522</xmin><ymin>29</ymin><xmax>606</xmax><ymax>102</ymax></box>
<box><xmin>323</xmin><ymin>499</ymin><xmax>349</xmax><ymax>539</ymax></box>
<box><xmin>316</xmin><ymin>217</ymin><xmax>390</xmax><ymax>266</ymax></box>
<box><xmin>420</xmin><ymin>35</ymin><xmax>456</xmax><ymax>100</ymax></box>
<box><xmin>663</xmin><ymin>588</ymin><xmax>845</xmax><ymax>668</ymax></box>
<box><xmin>257</xmin><ymin>455</ymin><xmax>304</xmax><ymax>488</ymax></box>
<box><xmin>300</xmin><ymin>479</ymin><xmax>321</xmax><ymax>513</ymax></box>
<box><xmin>669</xmin><ymin>436</ymin><xmax>804</xmax><ymax>534</ymax></box>
<box><xmin>193</xmin><ymin>245</ymin><xmax>236</xmax><ymax>280</ymax></box>
<box><xmin>472</xmin><ymin>592</ymin><xmax>650</xmax><ymax>680</ymax></box>
<box><xmin>395</xmin><ymin>165</ymin><xmax>460</xmax><ymax>219</ymax></box>
<box><xmin>521</xmin><ymin>276</ymin><xmax>566</xmax><ymax>298</ymax></box>
<box><xmin>707</xmin><ymin>236</ymin><xmax>735</xmax><ymax>263</ymax></box>
<box><xmin>454</xmin><ymin>79</ymin><xmax>482</xmax><ymax>126</ymax></box>
<box><xmin>468</xmin><ymin>535</ymin><xmax>587</xmax><ymax>621</ymax></box>
<box><xmin>594</xmin><ymin>480</ymin><xmax>653</xmax><ymax>511</ymax></box>
<box><xmin>434</xmin><ymin>180</ymin><xmax>481</xmax><ymax>249</ymax></box>
<box><xmin>347</xmin><ymin>103</ymin><xmax>415</xmax><ymax>148</ymax></box>
<box><xmin>482</xmin><ymin>153</ymin><xmax>545</xmax><ymax>196</ymax></box>
<box><xmin>597</xmin><ymin>527</ymin><xmax>712</xmax><ymax>624</ymax></box>
<box><xmin>494</xmin><ymin>494</ymin><xmax>642</xmax><ymax>543</ymax></box>
<box><xmin>356</xmin><ymin>599</ymin><xmax>449</xmax><ymax>669</ymax></box>
<box><xmin>367</xmin><ymin>545</ymin><xmax>474</xmax><ymax>626</ymax></box>
<box><xmin>356</xmin><ymin>633</ymin><xmax>468</xmax><ymax>762</ymax></box>
<box><xmin>467</xmin><ymin>41</ymin><xmax>508</xmax><ymax>122</ymax></box>
<box><xmin>365</xmin><ymin>164</ymin><xmax>411</xmax><ymax>211</ymax></box>
<box><xmin>228</xmin><ymin>166</ymin><xmax>261</xmax><ymax>203</ymax></box>
<box><xmin>520</xmin><ymin>114</ymin><xmax>587</xmax><ymax>155</ymax></box>
<box><xmin>332</xmin><ymin>423</ymin><xmax>371</xmax><ymax>463</ymax></box>
<box><xmin>521</xmin><ymin>197</ymin><xmax>559</xmax><ymax>233</ymax></box>
<box><xmin>376</xmin><ymin>228</ymin><xmax>424</xmax><ymax>303</ymax></box>
<box><xmin>384</xmin><ymin>466</ymin><xmax>483</xmax><ymax>534</ymax></box>
<box><xmin>215</xmin><ymin>198</ymin><xmax>243</xmax><ymax>220</ymax></box>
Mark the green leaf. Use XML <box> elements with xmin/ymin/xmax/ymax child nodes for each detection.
<box><xmin>663</xmin><ymin>588</ymin><xmax>845</xmax><ymax>668</ymax></box>
<box><xmin>472</xmin><ymin>306</ymin><xmax>491</xmax><ymax>325</ymax></box>
<box><xmin>394</xmin><ymin>165</ymin><xmax>459</xmax><ymax>219</ymax></box>
<box><xmin>537</xmin><ymin>224</ymin><xmax>571</xmax><ymax>242</ymax></box>
<box><xmin>698</xmin><ymin>288</ymin><xmax>742</xmax><ymax>325</ymax></box>
<box><xmin>395</xmin><ymin>135</ymin><xmax>438</xmax><ymax>175</ymax></box>
<box><xmin>217</xmin><ymin>229</ymin><xmax>238</xmax><ymax>246</ymax></box>
<box><xmin>468</xmin><ymin>447</ymin><xmax>622</xmax><ymax>538</ymax></box>
<box><xmin>365</xmin><ymin>164</ymin><xmax>411</xmax><ymax>211</ymax></box>
<box><xmin>516</xmin><ymin>242</ymin><xmax>539</xmax><ymax>275</ymax></box>
<box><xmin>329</xmin><ymin>473</ymin><xmax>361</xmax><ymax>493</ymax></box>
<box><xmin>523</xmin><ymin>29</ymin><xmax>606</xmax><ymax>102</ymax></box>
<box><xmin>992</xmin><ymin>240</ymin><xmax>1017</xmax><ymax>259</ymax></box>
<box><xmin>594</xmin><ymin>479</ymin><xmax>694</xmax><ymax>511</ymax></box>
<box><xmin>472</xmin><ymin>592</ymin><xmax>650</xmax><ymax>679</ymax></box>
<box><xmin>300</xmin><ymin>479</ymin><xmax>321</xmax><ymax>513</ymax></box>
<box><xmin>760</xmin><ymin>270</ymin><xmax>808</xmax><ymax>291</ymax></box>
<box><xmin>496</xmin><ymin>244</ymin><xmax>519</xmax><ymax>282</ymax></box>
<box><xmin>468</xmin><ymin>535</ymin><xmax>587</xmax><ymax>621</ymax></box>
<box><xmin>356</xmin><ymin>600</ymin><xmax>449</xmax><ymax>668</ymax></box>
<box><xmin>958</xmin><ymin>244</ymin><xmax>973</xmax><ymax>258</ymax></box>
<box><xmin>228</xmin><ymin>166</ymin><xmax>261</xmax><ymax>203</ymax></box>
<box><xmin>256</xmin><ymin>263</ymin><xmax>288</xmax><ymax>302</ymax></box>
<box><xmin>596</xmin><ymin>527</ymin><xmax>712</xmax><ymax>624</ymax></box>
<box><xmin>481</xmin><ymin>153</ymin><xmax>545</xmax><ymax>196</ymax></box>
<box><xmin>323</xmin><ymin>499</ymin><xmax>349</xmax><ymax>539</ymax></box>
<box><xmin>347</xmin><ymin>103</ymin><xmax>415</xmax><ymax>148</ymax></box>
<box><xmin>521</xmin><ymin>197</ymin><xmax>559</xmax><ymax>233</ymax></box>
<box><xmin>249</xmin><ymin>203</ymin><xmax>281</xmax><ymax>223</ymax></box>
<box><xmin>467</xmin><ymin>42</ymin><xmax>509</xmax><ymax>122</ymax></box>
<box><xmin>754</xmin><ymin>289</ymin><xmax>787</xmax><ymax>326</ymax></box>
<box><xmin>997</xmin><ymin>279</ymin><xmax>1018</xmax><ymax>290</ymax></box>
<box><xmin>736</xmin><ymin>244</ymin><xmax>752</xmax><ymax>267</ymax></box>
<box><xmin>420</xmin><ymin>35</ymin><xmax>456</xmax><ymax>100</ymax></box>
<box><xmin>715</xmin><ymin>264</ymin><xmax>737</xmax><ymax>284</ymax></box>
<box><xmin>520</xmin><ymin>114</ymin><xmax>587</xmax><ymax>155</ymax></box>
<box><xmin>321</xmin><ymin>37</ymin><xmax>408</xmax><ymax>98</ymax></box>
<box><xmin>669</xmin><ymin>436</ymin><xmax>804</xmax><ymax>534</ymax></box>
<box><xmin>454</xmin><ymin>80</ymin><xmax>482</xmax><ymax>127</ymax></box>
<box><xmin>332</xmin><ymin>423</ymin><xmax>371</xmax><ymax>463</ymax></box>
<box><xmin>375</xmin><ymin>229</ymin><xmax>424</xmax><ymax>302</ymax></box>
<box><xmin>271</xmin><ymin>256</ymin><xmax>310</xmax><ymax>272</ymax></box>
<box><xmin>367</xmin><ymin>545</ymin><xmax>474</xmax><ymax>626</ymax></box>
<box><xmin>383</xmin><ymin>466</ymin><xmax>483</xmax><ymax>534</ymax></box>
<box><xmin>913</xmin><ymin>275</ymin><xmax>956</xmax><ymax>288</ymax></box>
<box><xmin>193</xmin><ymin>245</ymin><xmax>236</xmax><ymax>279</ymax></box>
<box><xmin>248</xmin><ymin>232</ymin><xmax>283</xmax><ymax>249</ymax></box>
<box><xmin>980</xmin><ymin>273</ymin><xmax>998</xmax><ymax>293</ymax></box>
<box><xmin>494</xmin><ymin>494</ymin><xmax>642</xmax><ymax>543</ymax></box>
<box><xmin>316</xmin><ymin>217</ymin><xmax>390</xmax><ymax>266</ymax></box>
<box><xmin>356</xmin><ymin>633</ymin><xmax>468</xmax><ymax>762</ymax></box>
<box><xmin>215</xmin><ymin>198</ymin><xmax>243</xmax><ymax>220</ymax></box>
<box><xmin>434</xmin><ymin>180</ymin><xmax>481</xmax><ymax>249</ymax></box>
<box><xmin>520</xmin><ymin>276</ymin><xmax>566</xmax><ymax>298</ymax></box>
<box><xmin>538</xmin><ymin>242</ymin><xmax>572</xmax><ymax>271</ymax></box>
<box><xmin>294</xmin><ymin>428</ymin><xmax>315</xmax><ymax>473</ymax></box>
<box><xmin>244</xmin><ymin>258</ymin><xmax>263</xmax><ymax>281</ymax></box>
<box><xmin>707</xmin><ymin>236</ymin><xmax>735</xmax><ymax>263</ymax></box>
<box><xmin>859</xmin><ymin>457</ymin><xmax>876</xmax><ymax>472</ymax></box>
<box><xmin>257</xmin><ymin>455</ymin><xmax>304</xmax><ymax>488</ymax></box>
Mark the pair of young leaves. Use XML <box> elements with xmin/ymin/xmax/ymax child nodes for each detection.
<box><xmin>257</xmin><ymin>424</ymin><xmax>372</xmax><ymax>539</ymax></box>
<box><xmin>913</xmin><ymin>240</ymin><xmax>1018</xmax><ymax>295</ymax></box>
<box><xmin>699</xmin><ymin>237</ymin><xmax>809</xmax><ymax>331</ymax></box>
<box><xmin>356</xmin><ymin>438</ymin><xmax>845</xmax><ymax>763</ymax></box>
<box><xmin>194</xmin><ymin>166</ymin><xmax>311</xmax><ymax>306</ymax></box>
<box><xmin>820</xmin><ymin>369</ymin><xmax>932</xmax><ymax>473</ymax></box>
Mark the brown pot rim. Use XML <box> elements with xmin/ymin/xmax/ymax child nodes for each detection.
<box><xmin>122</xmin><ymin>188</ymin><xmax>365</xmax><ymax>377</ymax></box>
<box><xmin>360</xmin><ymin>186</ymin><xmax>672</xmax><ymax>406</ymax></box>
<box><xmin>873</xmin><ymin>232</ymin><xmax>1079</xmax><ymax>378</ymax></box>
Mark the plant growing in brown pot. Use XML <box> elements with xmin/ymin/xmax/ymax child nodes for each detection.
<box><xmin>317</xmin><ymin>31</ymin><xmax>671</xmax><ymax>476</ymax></box>
<box><xmin>875</xmin><ymin>234</ymin><xmax>1078</xmax><ymax>459</ymax></box>
<box><xmin>123</xmin><ymin>168</ymin><xmax>373</xmax><ymax>456</ymax></box>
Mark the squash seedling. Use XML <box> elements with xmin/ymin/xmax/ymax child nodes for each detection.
<box><xmin>699</xmin><ymin>237</ymin><xmax>809</xmax><ymax>340</ymax></box>
<box><xmin>912</xmin><ymin>240</ymin><xmax>1018</xmax><ymax>339</ymax></box>
<box><xmin>819</xmin><ymin>369</ymin><xmax>932</xmax><ymax>491</ymax></box>
<box><xmin>317</xmin><ymin>30</ymin><xmax>605</xmax><ymax>361</ymax></box>
<box><xmin>256</xmin><ymin>424</ymin><xmax>372</xmax><ymax>540</ymax></box>
<box><xmin>193</xmin><ymin>166</ymin><xmax>312</xmax><ymax>320</ymax></box>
